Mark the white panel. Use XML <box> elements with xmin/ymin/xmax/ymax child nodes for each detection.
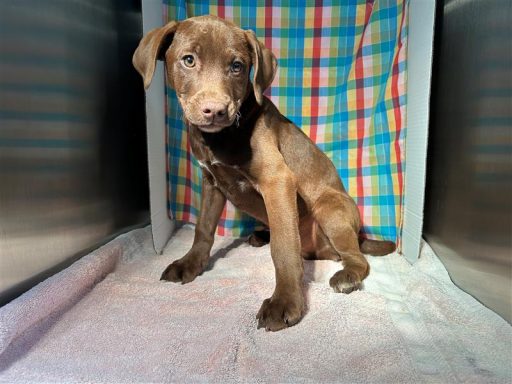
<box><xmin>142</xmin><ymin>0</ymin><xmax>175</xmax><ymax>254</ymax></box>
<box><xmin>402</xmin><ymin>0</ymin><xmax>436</xmax><ymax>263</ymax></box>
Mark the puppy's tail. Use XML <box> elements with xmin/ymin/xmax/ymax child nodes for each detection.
<box><xmin>359</xmin><ymin>238</ymin><xmax>396</xmax><ymax>256</ymax></box>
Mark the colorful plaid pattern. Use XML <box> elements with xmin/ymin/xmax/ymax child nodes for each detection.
<box><xmin>163</xmin><ymin>0</ymin><xmax>408</xmax><ymax>243</ymax></box>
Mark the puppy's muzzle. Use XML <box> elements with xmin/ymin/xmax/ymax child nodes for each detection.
<box><xmin>186</xmin><ymin>96</ymin><xmax>238</xmax><ymax>132</ymax></box>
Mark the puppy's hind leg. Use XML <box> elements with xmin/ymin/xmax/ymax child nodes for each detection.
<box><xmin>312</xmin><ymin>189</ymin><xmax>369</xmax><ymax>294</ymax></box>
<box><xmin>247</xmin><ymin>229</ymin><xmax>270</xmax><ymax>247</ymax></box>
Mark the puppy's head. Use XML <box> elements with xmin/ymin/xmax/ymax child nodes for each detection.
<box><xmin>133</xmin><ymin>15</ymin><xmax>277</xmax><ymax>133</ymax></box>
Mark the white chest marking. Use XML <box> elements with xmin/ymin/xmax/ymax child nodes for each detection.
<box><xmin>237</xmin><ymin>180</ymin><xmax>251</xmax><ymax>192</ymax></box>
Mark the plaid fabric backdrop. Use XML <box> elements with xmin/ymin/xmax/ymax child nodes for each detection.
<box><xmin>163</xmin><ymin>0</ymin><xmax>408</xmax><ymax>243</ymax></box>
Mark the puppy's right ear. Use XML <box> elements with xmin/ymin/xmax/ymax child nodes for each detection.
<box><xmin>132</xmin><ymin>21</ymin><xmax>179</xmax><ymax>90</ymax></box>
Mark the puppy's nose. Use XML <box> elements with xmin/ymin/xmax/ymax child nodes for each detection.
<box><xmin>201</xmin><ymin>101</ymin><xmax>228</xmax><ymax>120</ymax></box>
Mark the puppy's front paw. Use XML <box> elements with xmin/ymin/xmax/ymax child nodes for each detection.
<box><xmin>329</xmin><ymin>269</ymin><xmax>362</xmax><ymax>294</ymax></box>
<box><xmin>256</xmin><ymin>293</ymin><xmax>304</xmax><ymax>332</ymax></box>
<box><xmin>160</xmin><ymin>255</ymin><xmax>205</xmax><ymax>284</ymax></box>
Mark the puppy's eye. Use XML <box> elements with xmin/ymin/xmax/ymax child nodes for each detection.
<box><xmin>231</xmin><ymin>61</ymin><xmax>243</xmax><ymax>73</ymax></box>
<box><xmin>182</xmin><ymin>55</ymin><xmax>195</xmax><ymax>68</ymax></box>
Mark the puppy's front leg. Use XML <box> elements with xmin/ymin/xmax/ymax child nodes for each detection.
<box><xmin>161</xmin><ymin>173</ymin><xmax>226</xmax><ymax>283</ymax></box>
<box><xmin>256</xmin><ymin>163</ymin><xmax>305</xmax><ymax>331</ymax></box>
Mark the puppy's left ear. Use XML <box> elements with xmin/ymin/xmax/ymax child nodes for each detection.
<box><xmin>245</xmin><ymin>30</ymin><xmax>277</xmax><ymax>105</ymax></box>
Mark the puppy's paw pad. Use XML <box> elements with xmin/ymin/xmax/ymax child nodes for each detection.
<box><xmin>256</xmin><ymin>296</ymin><xmax>304</xmax><ymax>332</ymax></box>
<box><xmin>160</xmin><ymin>259</ymin><xmax>203</xmax><ymax>284</ymax></box>
<box><xmin>329</xmin><ymin>270</ymin><xmax>362</xmax><ymax>294</ymax></box>
<box><xmin>246</xmin><ymin>230</ymin><xmax>270</xmax><ymax>247</ymax></box>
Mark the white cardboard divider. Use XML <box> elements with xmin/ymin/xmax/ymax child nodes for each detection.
<box><xmin>141</xmin><ymin>1</ymin><xmax>436</xmax><ymax>261</ymax></box>
<box><xmin>142</xmin><ymin>0</ymin><xmax>175</xmax><ymax>254</ymax></box>
<box><xmin>402</xmin><ymin>0</ymin><xmax>436</xmax><ymax>263</ymax></box>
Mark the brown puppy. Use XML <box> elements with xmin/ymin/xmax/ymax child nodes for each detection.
<box><xmin>133</xmin><ymin>15</ymin><xmax>395</xmax><ymax>331</ymax></box>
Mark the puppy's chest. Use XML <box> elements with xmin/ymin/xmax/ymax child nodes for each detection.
<box><xmin>197</xmin><ymin>159</ymin><xmax>257</xmax><ymax>197</ymax></box>
<box><xmin>190</xmin><ymin>130</ymin><xmax>258</xmax><ymax>196</ymax></box>
<box><xmin>200</xmin><ymin>127</ymin><xmax>253</xmax><ymax>167</ymax></box>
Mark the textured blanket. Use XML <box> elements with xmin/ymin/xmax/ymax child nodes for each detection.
<box><xmin>0</xmin><ymin>226</ymin><xmax>510</xmax><ymax>383</ymax></box>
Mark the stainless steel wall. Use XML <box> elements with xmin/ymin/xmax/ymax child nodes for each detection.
<box><xmin>0</xmin><ymin>0</ymin><xmax>149</xmax><ymax>305</ymax></box>
<box><xmin>424</xmin><ymin>0</ymin><xmax>511</xmax><ymax>322</ymax></box>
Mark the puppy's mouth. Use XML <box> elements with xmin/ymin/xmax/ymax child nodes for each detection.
<box><xmin>187</xmin><ymin>112</ymin><xmax>240</xmax><ymax>133</ymax></box>
<box><xmin>196</xmin><ymin>123</ymin><xmax>230</xmax><ymax>133</ymax></box>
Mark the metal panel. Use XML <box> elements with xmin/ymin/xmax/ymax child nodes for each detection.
<box><xmin>424</xmin><ymin>0</ymin><xmax>512</xmax><ymax>322</ymax></box>
<box><xmin>0</xmin><ymin>0</ymin><xmax>149</xmax><ymax>305</ymax></box>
